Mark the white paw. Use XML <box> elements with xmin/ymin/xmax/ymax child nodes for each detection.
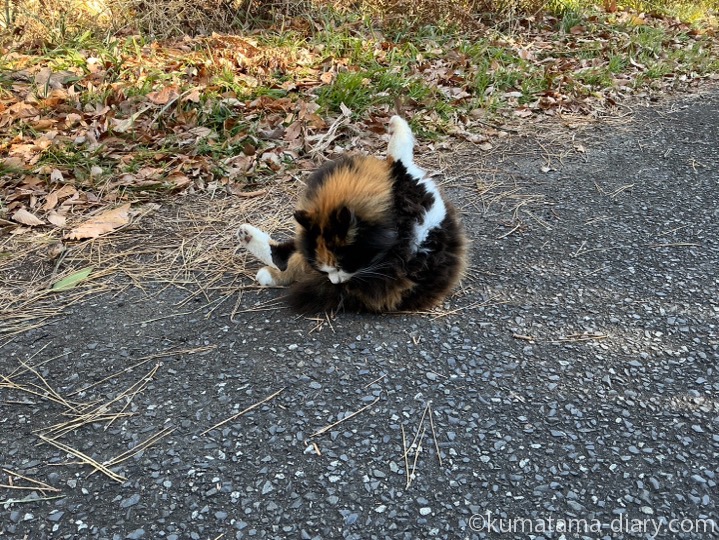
<box><xmin>237</xmin><ymin>224</ymin><xmax>276</xmax><ymax>267</ymax></box>
<box><xmin>237</xmin><ymin>223</ymin><xmax>255</xmax><ymax>246</ymax></box>
<box><xmin>256</xmin><ymin>267</ymin><xmax>276</xmax><ymax>286</ymax></box>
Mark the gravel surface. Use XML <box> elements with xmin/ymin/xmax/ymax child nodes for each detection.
<box><xmin>1</xmin><ymin>91</ymin><xmax>718</xmax><ymax>540</ymax></box>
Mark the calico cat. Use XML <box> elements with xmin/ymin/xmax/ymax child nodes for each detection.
<box><xmin>237</xmin><ymin>115</ymin><xmax>467</xmax><ymax>313</ymax></box>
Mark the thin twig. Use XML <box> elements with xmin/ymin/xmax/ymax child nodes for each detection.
<box><xmin>496</xmin><ymin>223</ymin><xmax>521</xmax><ymax>239</ymax></box>
<box><xmin>1</xmin><ymin>469</ymin><xmax>61</xmax><ymax>493</ymax></box>
<box><xmin>402</xmin><ymin>404</ymin><xmax>430</xmax><ymax>460</ymax></box>
<box><xmin>427</xmin><ymin>403</ymin><xmax>443</xmax><ymax>467</ymax></box>
<box><xmin>201</xmin><ymin>387</ymin><xmax>286</xmax><ymax>435</ymax></box>
<box><xmin>67</xmin><ymin>345</ymin><xmax>215</xmax><ymax>397</ymax></box>
<box><xmin>38</xmin><ymin>435</ymin><xmax>126</xmax><ymax>483</ymax></box>
<box><xmin>101</xmin><ymin>427</ymin><xmax>176</xmax><ymax>470</ymax></box>
<box><xmin>401</xmin><ymin>424</ymin><xmax>410</xmax><ymax>488</ymax></box>
<box><xmin>408</xmin><ymin>425</ymin><xmax>426</xmax><ymax>487</ymax></box>
<box><xmin>311</xmin><ymin>397</ymin><xmax>380</xmax><ymax>438</ymax></box>
<box><xmin>647</xmin><ymin>242</ymin><xmax>700</xmax><ymax>248</ymax></box>
<box><xmin>0</xmin><ymin>495</ymin><xmax>65</xmax><ymax>504</ymax></box>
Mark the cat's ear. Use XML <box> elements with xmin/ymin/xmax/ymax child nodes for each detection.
<box><xmin>294</xmin><ymin>209</ymin><xmax>312</xmax><ymax>229</ymax></box>
<box><xmin>332</xmin><ymin>205</ymin><xmax>356</xmax><ymax>238</ymax></box>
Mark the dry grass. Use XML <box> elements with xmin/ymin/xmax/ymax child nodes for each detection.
<box><xmin>0</xmin><ymin>179</ymin><xmax>300</xmax><ymax>339</ymax></box>
<box><xmin>0</xmin><ymin>100</ymin><xmax>634</xmax><ymax>339</ymax></box>
<box><xmin>7</xmin><ymin>0</ymin><xmax>715</xmax><ymax>48</ymax></box>
<box><xmin>357</xmin><ymin>0</ymin><xmax>486</xmax><ymax>28</ymax></box>
<box><xmin>2</xmin><ymin>0</ymin><xmax>313</xmax><ymax>43</ymax></box>
<box><xmin>2</xmin><ymin>0</ymin><xmax>124</xmax><ymax>46</ymax></box>
<box><xmin>125</xmin><ymin>0</ymin><xmax>313</xmax><ymax>38</ymax></box>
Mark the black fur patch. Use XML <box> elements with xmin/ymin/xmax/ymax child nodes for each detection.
<box><xmin>389</xmin><ymin>160</ymin><xmax>435</xmax><ymax>258</ymax></box>
<box><xmin>398</xmin><ymin>205</ymin><xmax>466</xmax><ymax>310</ymax></box>
<box><xmin>288</xmin><ymin>273</ymin><xmax>347</xmax><ymax>313</ymax></box>
<box><xmin>269</xmin><ymin>240</ymin><xmax>296</xmax><ymax>271</ymax></box>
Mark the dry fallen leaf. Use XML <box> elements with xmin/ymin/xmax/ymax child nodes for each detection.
<box><xmin>147</xmin><ymin>86</ymin><xmax>180</xmax><ymax>105</ymax></box>
<box><xmin>47</xmin><ymin>211</ymin><xmax>67</xmax><ymax>227</ymax></box>
<box><xmin>111</xmin><ymin>106</ymin><xmax>151</xmax><ymax>134</ymax></box>
<box><xmin>43</xmin><ymin>191</ymin><xmax>59</xmax><ymax>211</ymax></box>
<box><xmin>517</xmin><ymin>48</ymin><xmax>534</xmax><ymax>61</ymax></box>
<box><xmin>166</xmin><ymin>173</ymin><xmax>191</xmax><ymax>190</ymax></box>
<box><xmin>44</xmin><ymin>184</ymin><xmax>77</xmax><ymax>210</ymax></box>
<box><xmin>2</xmin><ymin>156</ymin><xmax>25</xmax><ymax>170</ymax></box>
<box><xmin>12</xmin><ymin>208</ymin><xmax>45</xmax><ymax>227</ymax></box>
<box><xmin>56</xmin><ymin>184</ymin><xmax>77</xmax><ymax>200</ymax></box>
<box><xmin>65</xmin><ymin>203</ymin><xmax>131</xmax><ymax>240</ymax></box>
<box><xmin>514</xmin><ymin>107</ymin><xmax>534</xmax><ymax>118</ymax></box>
<box><xmin>50</xmin><ymin>168</ymin><xmax>64</xmax><ymax>182</ymax></box>
<box><xmin>478</xmin><ymin>142</ymin><xmax>493</xmax><ymax>151</ymax></box>
<box><xmin>183</xmin><ymin>88</ymin><xmax>202</xmax><ymax>103</ymax></box>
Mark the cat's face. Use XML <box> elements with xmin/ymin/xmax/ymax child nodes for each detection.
<box><xmin>294</xmin><ymin>206</ymin><xmax>357</xmax><ymax>284</ymax></box>
<box><xmin>294</xmin><ymin>206</ymin><xmax>395</xmax><ymax>285</ymax></box>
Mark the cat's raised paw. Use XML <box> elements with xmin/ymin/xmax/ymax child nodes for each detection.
<box><xmin>237</xmin><ymin>224</ymin><xmax>276</xmax><ymax>267</ymax></box>
<box><xmin>237</xmin><ymin>224</ymin><xmax>255</xmax><ymax>246</ymax></box>
<box><xmin>256</xmin><ymin>267</ymin><xmax>276</xmax><ymax>286</ymax></box>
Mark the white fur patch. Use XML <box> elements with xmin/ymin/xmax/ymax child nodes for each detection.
<box><xmin>255</xmin><ymin>267</ymin><xmax>276</xmax><ymax>286</ymax></box>
<box><xmin>319</xmin><ymin>264</ymin><xmax>354</xmax><ymax>284</ymax></box>
<box><xmin>387</xmin><ymin>116</ymin><xmax>447</xmax><ymax>252</ymax></box>
<box><xmin>412</xmin><ymin>180</ymin><xmax>447</xmax><ymax>251</ymax></box>
<box><xmin>237</xmin><ymin>224</ymin><xmax>277</xmax><ymax>268</ymax></box>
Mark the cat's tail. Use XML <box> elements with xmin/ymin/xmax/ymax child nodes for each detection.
<box><xmin>387</xmin><ymin>115</ymin><xmax>426</xmax><ymax>180</ymax></box>
<box><xmin>287</xmin><ymin>274</ymin><xmax>346</xmax><ymax>314</ymax></box>
<box><xmin>387</xmin><ymin>116</ymin><xmax>415</xmax><ymax>165</ymax></box>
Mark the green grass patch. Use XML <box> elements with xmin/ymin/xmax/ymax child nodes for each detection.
<box><xmin>575</xmin><ymin>67</ymin><xmax>614</xmax><ymax>88</ymax></box>
<box><xmin>316</xmin><ymin>69</ymin><xmax>433</xmax><ymax>116</ymax></box>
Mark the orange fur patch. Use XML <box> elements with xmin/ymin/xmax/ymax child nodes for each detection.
<box><xmin>315</xmin><ymin>240</ymin><xmax>335</xmax><ymax>267</ymax></box>
<box><xmin>297</xmin><ymin>156</ymin><xmax>393</xmax><ymax>228</ymax></box>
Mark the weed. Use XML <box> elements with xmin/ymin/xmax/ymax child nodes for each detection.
<box><xmin>520</xmin><ymin>76</ymin><xmax>549</xmax><ymax>104</ymax></box>
<box><xmin>40</xmin><ymin>145</ymin><xmax>94</xmax><ymax>170</ymax></box>
<box><xmin>608</xmin><ymin>54</ymin><xmax>627</xmax><ymax>73</ymax></box>
<box><xmin>317</xmin><ymin>71</ymin><xmax>374</xmax><ymax>114</ymax></box>
<box><xmin>559</xmin><ymin>8</ymin><xmax>585</xmax><ymax>33</ymax></box>
<box><xmin>575</xmin><ymin>67</ymin><xmax>613</xmax><ymax>88</ymax></box>
<box><xmin>473</xmin><ymin>64</ymin><xmax>493</xmax><ymax>98</ymax></box>
<box><xmin>644</xmin><ymin>63</ymin><xmax>673</xmax><ymax>79</ymax></box>
<box><xmin>492</xmin><ymin>67</ymin><xmax>524</xmax><ymax>92</ymax></box>
<box><xmin>631</xmin><ymin>26</ymin><xmax>667</xmax><ymax>56</ymax></box>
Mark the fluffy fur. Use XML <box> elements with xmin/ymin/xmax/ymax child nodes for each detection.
<box><xmin>238</xmin><ymin>116</ymin><xmax>467</xmax><ymax>313</ymax></box>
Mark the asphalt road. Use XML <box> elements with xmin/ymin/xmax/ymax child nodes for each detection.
<box><xmin>1</xmin><ymin>91</ymin><xmax>718</xmax><ymax>540</ymax></box>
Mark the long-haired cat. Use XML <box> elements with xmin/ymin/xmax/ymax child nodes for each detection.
<box><xmin>237</xmin><ymin>116</ymin><xmax>467</xmax><ymax>313</ymax></box>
